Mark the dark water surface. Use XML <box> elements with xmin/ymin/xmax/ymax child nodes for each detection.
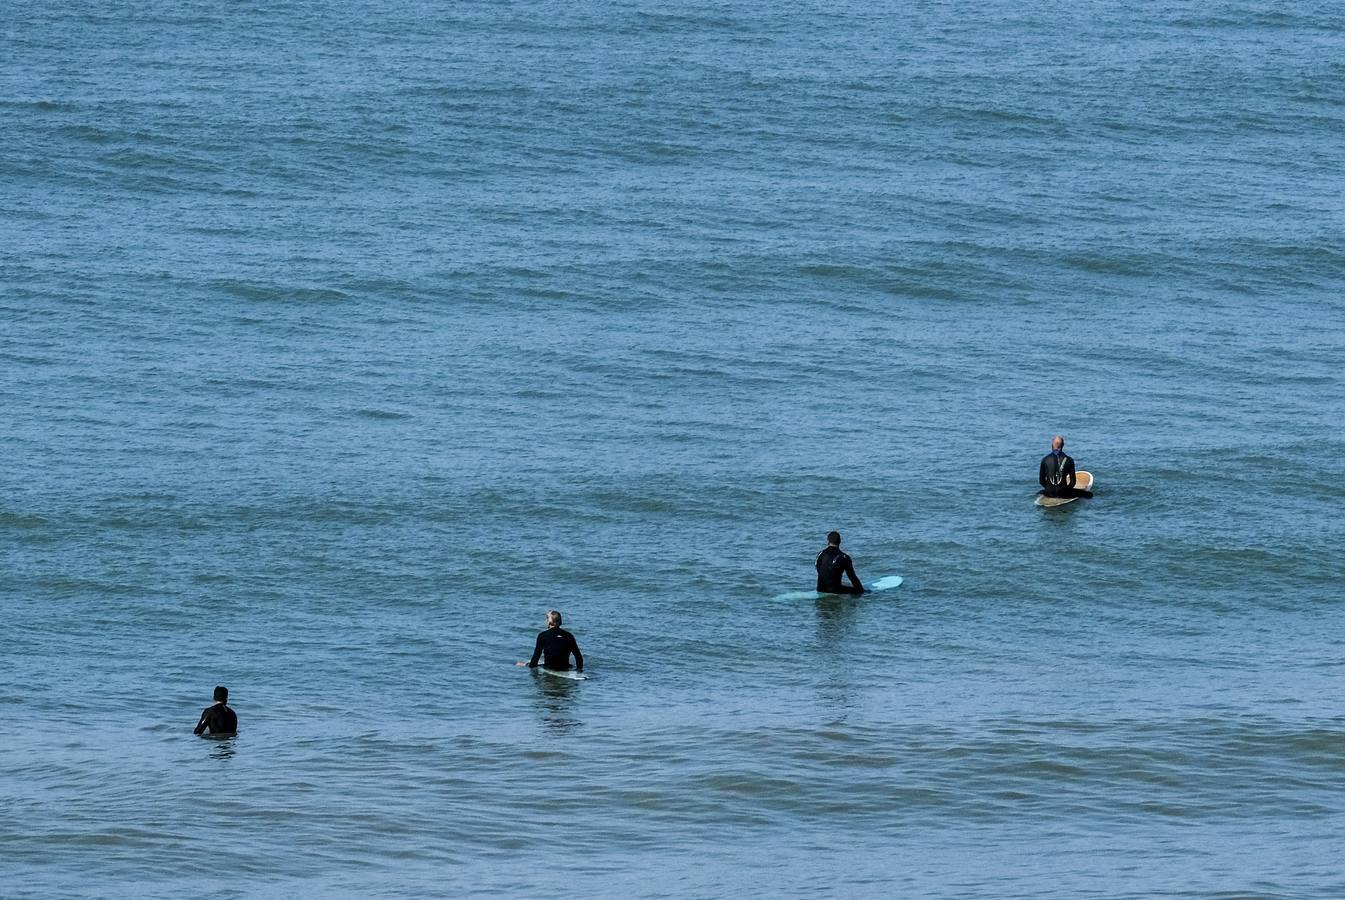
<box><xmin>3</xmin><ymin>1</ymin><xmax>1344</xmax><ymax>896</ymax></box>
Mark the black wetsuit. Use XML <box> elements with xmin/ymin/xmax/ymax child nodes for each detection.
<box><xmin>1039</xmin><ymin>451</ymin><xmax>1090</xmax><ymax>498</ymax></box>
<box><xmin>816</xmin><ymin>546</ymin><xmax>864</xmax><ymax>595</ymax></box>
<box><xmin>529</xmin><ymin>627</ymin><xmax>583</xmax><ymax>672</ymax></box>
<box><xmin>194</xmin><ymin>703</ymin><xmax>238</xmax><ymax>736</ymax></box>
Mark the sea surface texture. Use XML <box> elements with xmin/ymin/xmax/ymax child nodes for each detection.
<box><xmin>3</xmin><ymin>1</ymin><xmax>1344</xmax><ymax>896</ymax></box>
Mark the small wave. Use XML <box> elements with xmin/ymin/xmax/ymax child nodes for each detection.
<box><xmin>0</xmin><ymin>98</ymin><xmax>79</xmax><ymax>112</ymax></box>
<box><xmin>796</xmin><ymin>261</ymin><xmax>981</xmax><ymax>300</ymax></box>
<box><xmin>0</xmin><ymin>511</ymin><xmax>50</xmax><ymax>528</ymax></box>
<box><xmin>631</xmin><ymin>11</ymin><xmax>748</xmax><ymax>32</ymax></box>
<box><xmin>1172</xmin><ymin>9</ymin><xmax>1328</xmax><ymax>30</ymax></box>
<box><xmin>354</xmin><ymin>408</ymin><xmax>412</xmax><ymax>420</ymax></box>
<box><xmin>1059</xmin><ymin>249</ymin><xmax>1188</xmax><ymax>277</ymax></box>
<box><xmin>207</xmin><ymin>279</ymin><xmax>353</xmax><ymax>304</ymax></box>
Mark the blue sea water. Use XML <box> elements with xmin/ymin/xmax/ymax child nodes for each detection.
<box><xmin>3</xmin><ymin>1</ymin><xmax>1344</xmax><ymax>896</ymax></box>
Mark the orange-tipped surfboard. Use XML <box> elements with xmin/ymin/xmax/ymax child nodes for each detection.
<box><xmin>1035</xmin><ymin>471</ymin><xmax>1094</xmax><ymax>507</ymax></box>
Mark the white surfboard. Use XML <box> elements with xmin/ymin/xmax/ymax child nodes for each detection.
<box><xmin>775</xmin><ymin>574</ymin><xmax>903</xmax><ymax>600</ymax></box>
<box><xmin>535</xmin><ymin>667</ymin><xmax>588</xmax><ymax>681</ymax></box>
<box><xmin>1035</xmin><ymin>471</ymin><xmax>1094</xmax><ymax>507</ymax></box>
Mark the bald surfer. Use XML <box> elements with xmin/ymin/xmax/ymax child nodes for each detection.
<box><xmin>1039</xmin><ymin>435</ymin><xmax>1093</xmax><ymax>499</ymax></box>
<box><xmin>517</xmin><ymin>610</ymin><xmax>584</xmax><ymax>673</ymax></box>
<box><xmin>816</xmin><ymin>531</ymin><xmax>864</xmax><ymax>595</ymax></box>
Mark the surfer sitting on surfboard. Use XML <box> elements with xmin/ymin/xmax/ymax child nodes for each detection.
<box><xmin>1038</xmin><ymin>435</ymin><xmax>1093</xmax><ymax>499</ymax></box>
<box><xmin>816</xmin><ymin>531</ymin><xmax>864</xmax><ymax>595</ymax></box>
<box><xmin>517</xmin><ymin>610</ymin><xmax>584</xmax><ymax>673</ymax></box>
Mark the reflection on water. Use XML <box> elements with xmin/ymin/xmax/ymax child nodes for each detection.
<box><xmin>814</xmin><ymin>597</ymin><xmax>861</xmax><ymax>721</ymax></box>
<box><xmin>815</xmin><ymin>596</ymin><xmax>859</xmax><ymax>648</ymax></box>
<box><xmin>201</xmin><ymin>734</ymin><xmax>237</xmax><ymax>761</ymax></box>
<box><xmin>531</xmin><ymin>670</ymin><xmax>583</xmax><ymax>732</ymax></box>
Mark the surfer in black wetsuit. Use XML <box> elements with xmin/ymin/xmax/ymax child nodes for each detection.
<box><xmin>816</xmin><ymin>531</ymin><xmax>864</xmax><ymax>595</ymax></box>
<box><xmin>1038</xmin><ymin>435</ymin><xmax>1093</xmax><ymax>499</ymax></box>
<box><xmin>193</xmin><ymin>685</ymin><xmax>238</xmax><ymax>736</ymax></box>
<box><xmin>518</xmin><ymin>610</ymin><xmax>584</xmax><ymax>672</ymax></box>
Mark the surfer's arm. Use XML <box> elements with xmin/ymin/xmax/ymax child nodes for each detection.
<box><xmin>569</xmin><ymin>636</ymin><xmax>584</xmax><ymax>672</ymax></box>
<box><xmin>193</xmin><ymin>709</ymin><xmax>209</xmax><ymax>735</ymax></box>
<box><xmin>527</xmin><ymin>635</ymin><xmax>543</xmax><ymax>668</ymax></box>
<box><xmin>1038</xmin><ymin>458</ymin><xmax>1050</xmax><ymax>489</ymax></box>
<box><xmin>845</xmin><ymin>561</ymin><xmax>864</xmax><ymax>593</ymax></box>
<box><xmin>1063</xmin><ymin>458</ymin><xmax>1076</xmax><ymax>488</ymax></box>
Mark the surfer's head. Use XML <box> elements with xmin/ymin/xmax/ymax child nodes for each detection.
<box><xmin>826</xmin><ymin>531</ymin><xmax>841</xmax><ymax>547</ymax></box>
<box><xmin>546</xmin><ymin>610</ymin><xmax>562</xmax><ymax>628</ymax></box>
<box><xmin>213</xmin><ymin>685</ymin><xmax>229</xmax><ymax>703</ymax></box>
<box><xmin>1051</xmin><ymin>435</ymin><xmax>1065</xmax><ymax>451</ymax></box>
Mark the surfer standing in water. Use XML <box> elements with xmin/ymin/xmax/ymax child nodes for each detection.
<box><xmin>518</xmin><ymin>610</ymin><xmax>584</xmax><ymax>672</ymax></box>
<box><xmin>1038</xmin><ymin>435</ymin><xmax>1093</xmax><ymax>499</ymax></box>
<box><xmin>816</xmin><ymin>531</ymin><xmax>864</xmax><ymax>595</ymax></box>
<box><xmin>193</xmin><ymin>685</ymin><xmax>238</xmax><ymax>736</ymax></box>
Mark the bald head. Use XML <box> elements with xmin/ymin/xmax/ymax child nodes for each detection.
<box><xmin>1051</xmin><ymin>435</ymin><xmax>1065</xmax><ymax>451</ymax></box>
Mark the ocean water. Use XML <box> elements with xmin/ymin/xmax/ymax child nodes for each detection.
<box><xmin>3</xmin><ymin>1</ymin><xmax>1344</xmax><ymax>896</ymax></box>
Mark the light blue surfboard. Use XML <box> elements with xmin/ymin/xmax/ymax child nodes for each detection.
<box><xmin>775</xmin><ymin>574</ymin><xmax>903</xmax><ymax>601</ymax></box>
